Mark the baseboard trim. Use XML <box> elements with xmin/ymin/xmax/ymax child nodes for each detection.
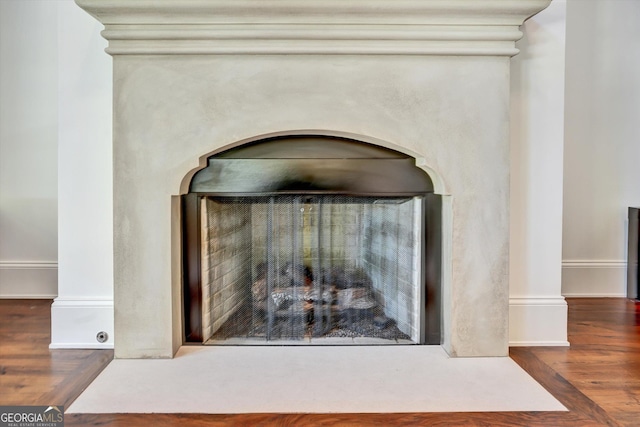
<box><xmin>509</xmin><ymin>296</ymin><xmax>569</xmax><ymax>347</ymax></box>
<box><xmin>509</xmin><ymin>296</ymin><xmax>569</xmax><ymax>305</ymax></box>
<box><xmin>0</xmin><ymin>261</ymin><xmax>58</xmax><ymax>269</ymax></box>
<box><xmin>50</xmin><ymin>297</ymin><xmax>114</xmax><ymax>349</ymax></box>
<box><xmin>562</xmin><ymin>260</ymin><xmax>627</xmax><ymax>297</ymax></box>
<box><xmin>49</xmin><ymin>342</ymin><xmax>114</xmax><ymax>350</ymax></box>
<box><xmin>0</xmin><ymin>294</ymin><xmax>58</xmax><ymax>299</ymax></box>
<box><xmin>0</xmin><ymin>261</ymin><xmax>58</xmax><ymax>298</ymax></box>
<box><xmin>562</xmin><ymin>260</ymin><xmax>627</xmax><ymax>269</ymax></box>
<box><xmin>562</xmin><ymin>293</ymin><xmax>627</xmax><ymax>298</ymax></box>
<box><xmin>509</xmin><ymin>340</ymin><xmax>570</xmax><ymax>347</ymax></box>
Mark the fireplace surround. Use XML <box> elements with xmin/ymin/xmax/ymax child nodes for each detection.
<box><xmin>75</xmin><ymin>0</ymin><xmax>552</xmax><ymax>358</ymax></box>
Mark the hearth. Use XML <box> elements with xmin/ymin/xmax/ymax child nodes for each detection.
<box><xmin>182</xmin><ymin>136</ymin><xmax>441</xmax><ymax>345</ymax></box>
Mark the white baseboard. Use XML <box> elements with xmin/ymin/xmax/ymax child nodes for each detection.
<box><xmin>562</xmin><ymin>260</ymin><xmax>627</xmax><ymax>297</ymax></box>
<box><xmin>50</xmin><ymin>297</ymin><xmax>114</xmax><ymax>349</ymax></box>
<box><xmin>509</xmin><ymin>297</ymin><xmax>569</xmax><ymax>347</ymax></box>
<box><xmin>0</xmin><ymin>261</ymin><xmax>58</xmax><ymax>298</ymax></box>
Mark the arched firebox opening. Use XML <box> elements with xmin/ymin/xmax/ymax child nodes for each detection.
<box><xmin>182</xmin><ymin>135</ymin><xmax>441</xmax><ymax>345</ymax></box>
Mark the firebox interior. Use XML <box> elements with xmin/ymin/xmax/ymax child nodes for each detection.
<box><xmin>182</xmin><ymin>135</ymin><xmax>441</xmax><ymax>345</ymax></box>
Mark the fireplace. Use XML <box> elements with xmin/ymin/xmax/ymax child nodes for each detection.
<box><xmin>75</xmin><ymin>0</ymin><xmax>551</xmax><ymax>358</ymax></box>
<box><xmin>182</xmin><ymin>135</ymin><xmax>441</xmax><ymax>345</ymax></box>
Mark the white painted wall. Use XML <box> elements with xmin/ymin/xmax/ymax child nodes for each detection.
<box><xmin>562</xmin><ymin>0</ymin><xmax>640</xmax><ymax>296</ymax></box>
<box><xmin>509</xmin><ymin>0</ymin><xmax>568</xmax><ymax>346</ymax></box>
<box><xmin>0</xmin><ymin>1</ymin><xmax>59</xmax><ymax>298</ymax></box>
<box><xmin>50</xmin><ymin>0</ymin><xmax>114</xmax><ymax>349</ymax></box>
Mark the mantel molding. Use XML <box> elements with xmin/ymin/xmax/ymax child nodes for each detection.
<box><xmin>75</xmin><ymin>0</ymin><xmax>551</xmax><ymax>56</ymax></box>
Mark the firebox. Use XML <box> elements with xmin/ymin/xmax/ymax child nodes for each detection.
<box><xmin>182</xmin><ymin>135</ymin><xmax>441</xmax><ymax>345</ymax></box>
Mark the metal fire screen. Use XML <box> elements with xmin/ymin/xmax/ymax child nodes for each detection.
<box><xmin>199</xmin><ymin>195</ymin><xmax>423</xmax><ymax>344</ymax></box>
<box><xmin>181</xmin><ymin>135</ymin><xmax>440</xmax><ymax>345</ymax></box>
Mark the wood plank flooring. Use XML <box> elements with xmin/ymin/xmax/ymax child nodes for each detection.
<box><xmin>0</xmin><ymin>300</ymin><xmax>113</xmax><ymax>410</ymax></box>
<box><xmin>1</xmin><ymin>298</ymin><xmax>638</xmax><ymax>426</ymax></box>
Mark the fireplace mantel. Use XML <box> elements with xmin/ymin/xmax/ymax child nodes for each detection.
<box><xmin>75</xmin><ymin>0</ymin><xmax>552</xmax><ymax>359</ymax></box>
<box><xmin>77</xmin><ymin>0</ymin><xmax>550</xmax><ymax>56</ymax></box>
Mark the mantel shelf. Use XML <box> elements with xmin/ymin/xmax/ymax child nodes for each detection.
<box><xmin>75</xmin><ymin>0</ymin><xmax>551</xmax><ymax>56</ymax></box>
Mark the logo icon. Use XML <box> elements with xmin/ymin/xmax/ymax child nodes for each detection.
<box><xmin>0</xmin><ymin>405</ymin><xmax>64</xmax><ymax>426</ymax></box>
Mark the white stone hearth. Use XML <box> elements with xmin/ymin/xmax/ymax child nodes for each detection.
<box><xmin>68</xmin><ymin>346</ymin><xmax>566</xmax><ymax>414</ymax></box>
<box><xmin>75</xmin><ymin>0</ymin><xmax>552</xmax><ymax>358</ymax></box>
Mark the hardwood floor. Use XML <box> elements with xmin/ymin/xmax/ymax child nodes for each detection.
<box><xmin>0</xmin><ymin>300</ymin><xmax>113</xmax><ymax>410</ymax></box>
<box><xmin>1</xmin><ymin>298</ymin><xmax>638</xmax><ymax>426</ymax></box>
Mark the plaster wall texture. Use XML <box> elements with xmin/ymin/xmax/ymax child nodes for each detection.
<box><xmin>112</xmin><ymin>55</ymin><xmax>510</xmax><ymax>358</ymax></box>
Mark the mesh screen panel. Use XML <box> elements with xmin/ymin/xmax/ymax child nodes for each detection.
<box><xmin>201</xmin><ymin>195</ymin><xmax>423</xmax><ymax>345</ymax></box>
